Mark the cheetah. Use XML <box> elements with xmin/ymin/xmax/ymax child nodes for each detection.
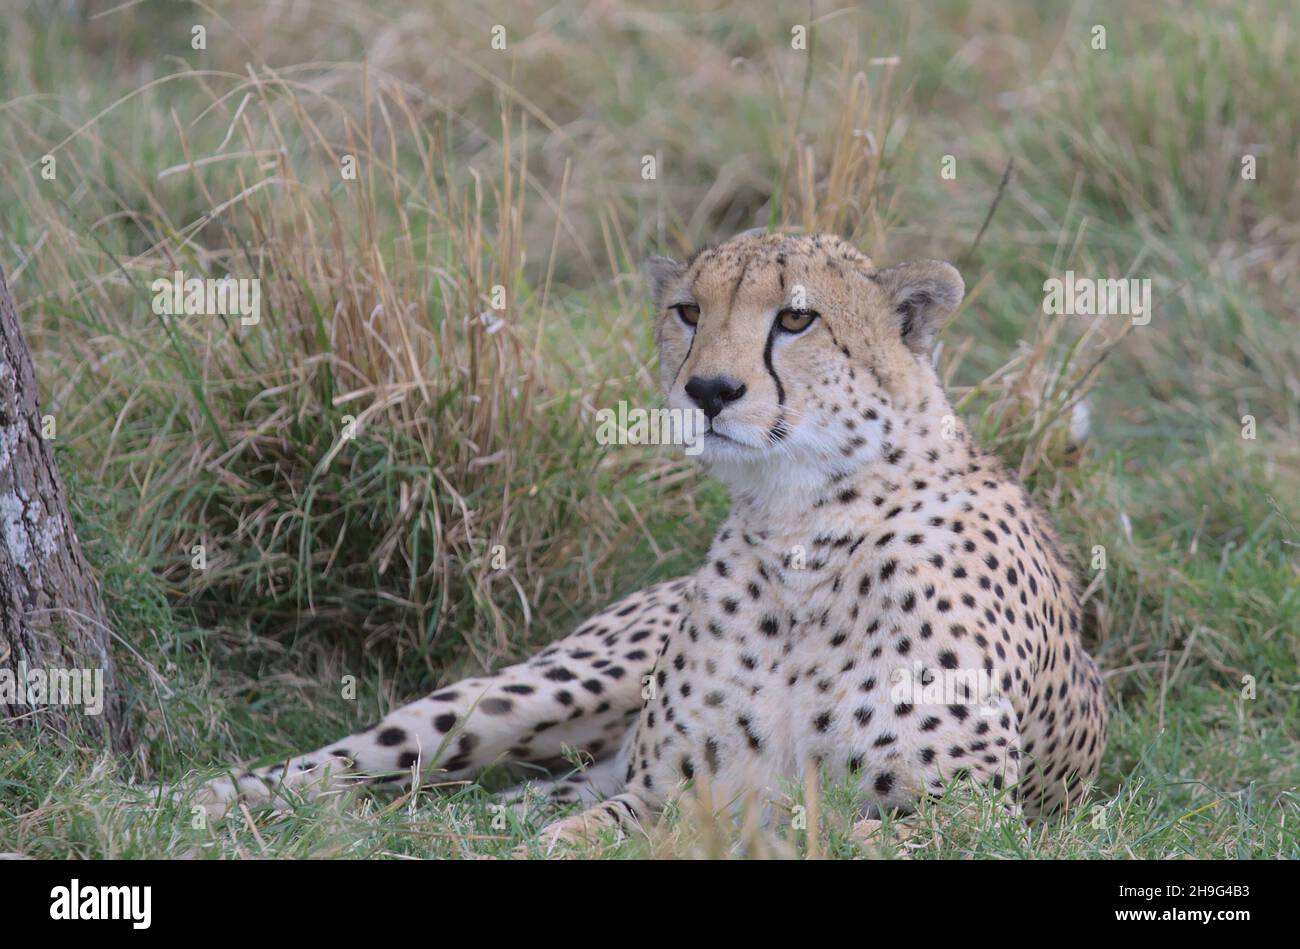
<box><xmin>179</xmin><ymin>231</ymin><xmax>1107</xmax><ymax>849</ymax></box>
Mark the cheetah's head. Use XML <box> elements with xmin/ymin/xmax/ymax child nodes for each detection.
<box><xmin>647</xmin><ymin>231</ymin><xmax>964</xmax><ymax>493</ymax></box>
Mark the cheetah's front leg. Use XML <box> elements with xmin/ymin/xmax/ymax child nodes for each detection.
<box><xmin>535</xmin><ymin>789</ymin><xmax>659</xmax><ymax>852</ymax></box>
<box><xmin>174</xmin><ymin>579</ymin><xmax>688</xmax><ymax>818</ymax></box>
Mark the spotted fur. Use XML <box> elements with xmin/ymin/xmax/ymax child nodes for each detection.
<box><xmin>183</xmin><ymin>232</ymin><xmax>1107</xmax><ymax>849</ymax></box>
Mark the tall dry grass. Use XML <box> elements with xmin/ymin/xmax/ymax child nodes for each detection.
<box><xmin>0</xmin><ymin>0</ymin><xmax>1127</xmax><ymax>675</ymax></box>
<box><xmin>0</xmin><ymin>3</ymin><xmax>918</xmax><ymax>672</ymax></box>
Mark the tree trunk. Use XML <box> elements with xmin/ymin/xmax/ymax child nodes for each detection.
<box><xmin>0</xmin><ymin>264</ymin><xmax>130</xmax><ymax>750</ymax></box>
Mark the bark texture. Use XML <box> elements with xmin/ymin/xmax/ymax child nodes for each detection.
<box><xmin>0</xmin><ymin>263</ymin><xmax>129</xmax><ymax>749</ymax></box>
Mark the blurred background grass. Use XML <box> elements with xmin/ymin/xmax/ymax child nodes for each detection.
<box><xmin>0</xmin><ymin>0</ymin><xmax>1295</xmax><ymax>858</ymax></box>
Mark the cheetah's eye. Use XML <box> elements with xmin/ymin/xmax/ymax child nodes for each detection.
<box><xmin>672</xmin><ymin>304</ymin><xmax>700</xmax><ymax>328</ymax></box>
<box><xmin>777</xmin><ymin>307</ymin><xmax>818</xmax><ymax>334</ymax></box>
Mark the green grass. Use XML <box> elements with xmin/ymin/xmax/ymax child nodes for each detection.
<box><xmin>0</xmin><ymin>0</ymin><xmax>1296</xmax><ymax>858</ymax></box>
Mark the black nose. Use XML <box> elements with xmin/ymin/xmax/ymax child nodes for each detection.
<box><xmin>684</xmin><ymin>375</ymin><xmax>747</xmax><ymax>419</ymax></box>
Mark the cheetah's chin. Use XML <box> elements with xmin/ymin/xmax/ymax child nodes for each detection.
<box><xmin>697</xmin><ymin>426</ymin><xmax>764</xmax><ymax>459</ymax></box>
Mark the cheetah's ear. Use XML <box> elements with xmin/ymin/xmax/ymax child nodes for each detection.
<box><xmin>644</xmin><ymin>255</ymin><xmax>685</xmax><ymax>310</ymax></box>
<box><xmin>875</xmin><ymin>260</ymin><xmax>965</xmax><ymax>355</ymax></box>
